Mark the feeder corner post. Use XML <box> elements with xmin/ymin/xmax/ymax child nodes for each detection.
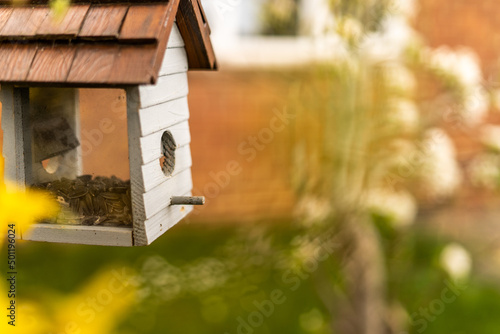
<box><xmin>1</xmin><ymin>85</ymin><xmax>32</xmax><ymax>188</ymax></box>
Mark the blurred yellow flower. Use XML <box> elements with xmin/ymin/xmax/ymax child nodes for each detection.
<box><xmin>0</xmin><ymin>155</ymin><xmax>59</xmax><ymax>243</ymax></box>
<box><xmin>0</xmin><ymin>267</ymin><xmax>137</xmax><ymax>334</ymax></box>
<box><xmin>53</xmin><ymin>268</ymin><xmax>138</xmax><ymax>334</ymax></box>
<box><xmin>11</xmin><ymin>0</ymin><xmax>70</xmax><ymax>18</ymax></box>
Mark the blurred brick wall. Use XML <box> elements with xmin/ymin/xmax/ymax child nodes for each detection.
<box><xmin>187</xmin><ymin>71</ymin><xmax>296</xmax><ymax>221</ymax></box>
<box><xmin>416</xmin><ymin>0</ymin><xmax>500</xmax><ymax>74</ymax></box>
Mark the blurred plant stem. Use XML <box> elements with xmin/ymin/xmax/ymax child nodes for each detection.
<box><xmin>291</xmin><ymin>60</ymin><xmax>391</xmax><ymax>333</ymax></box>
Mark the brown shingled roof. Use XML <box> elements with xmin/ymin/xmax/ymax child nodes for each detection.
<box><xmin>0</xmin><ymin>0</ymin><xmax>216</xmax><ymax>86</ymax></box>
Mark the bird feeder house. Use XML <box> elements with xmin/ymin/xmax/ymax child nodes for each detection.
<box><xmin>0</xmin><ymin>0</ymin><xmax>216</xmax><ymax>246</ymax></box>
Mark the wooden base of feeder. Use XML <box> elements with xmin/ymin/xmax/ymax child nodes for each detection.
<box><xmin>22</xmin><ymin>224</ymin><xmax>133</xmax><ymax>247</ymax></box>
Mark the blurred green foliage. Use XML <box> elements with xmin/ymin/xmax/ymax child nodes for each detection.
<box><xmin>5</xmin><ymin>220</ymin><xmax>500</xmax><ymax>334</ymax></box>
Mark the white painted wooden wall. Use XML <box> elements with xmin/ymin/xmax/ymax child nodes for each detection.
<box><xmin>128</xmin><ymin>23</ymin><xmax>194</xmax><ymax>246</ymax></box>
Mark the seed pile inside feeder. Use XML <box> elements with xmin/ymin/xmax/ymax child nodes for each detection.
<box><xmin>32</xmin><ymin>175</ymin><xmax>132</xmax><ymax>226</ymax></box>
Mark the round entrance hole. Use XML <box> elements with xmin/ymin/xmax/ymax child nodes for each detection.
<box><xmin>160</xmin><ymin>131</ymin><xmax>176</xmax><ymax>177</ymax></box>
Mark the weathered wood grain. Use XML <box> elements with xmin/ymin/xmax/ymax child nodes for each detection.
<box><xmin>138</xmin><ymin>96</ymin><xmax>189</xmax><ymax>137</ymax></box>
<box><xmin>0</xmin><ymin>6</ymin><xmax>49</xmax><ymax>37</ymax></box>
<box><xmin>0</xmin><ymin>86</ymin><xmax>31</xmax><ymax>187</ymax></box>
<box><xmin>140</xmin><ymin>143</ymin><xmax>192</xmax><ymax>192</ymax></box>
<box><xmin>0</xmin><ymin>44</ymin><xmax>38</xmax><ymax>81</ymax></box>
<box><xmin>176</xmin><ymin>0</ymin><xmax>216</xmax><ymax>69</ymax></box>
<box><xmin>139</xmin><ymin>120</ymin><xmax>191</xmax><ymax>165</ymax></box>
<box><xmin>195</xmin><ymin>0</ymin><xmax>210</xmax><ymax>33</ymax></box>
<box><xmin>67</xmin><ymin>45</ymin><xmax>118</xmax><ymax>83</ymax></box>
<box><xmin>138</xmin><ymin>72</ymin><xmax>188</xmax><ymax>109</ymax></box>
<box><xmin>26</xmin><ymin>45</ymin><xmax>76</xmax><ymax>82</ymax></box>
<box><xmin>171</xmin><ymin>195</ymin><xmax>204</xmax><ymax>205</ymax></box>
<box><xmin>126</xmin><ymin>86</ymin><xmax>149</xmax><ymax>245</ymax></box>
<box><xmin>108</xmin><ymin>44</ymin><xmax>157</xmax><ymax>84</ymax></box>
<box><xmin>23</xmin><ymin>224</ymin><xmax>133</xmax><ymax>246</ymax></box>
<box><xmin>0</xmin><ymin>86</ymin><xmax>15</xmax><ymax>183</ymax></box>
<box><xmin>148</xmin><ymin>0</ymin><xmax>180</xmax><ymax>83</ymax></box>
<box><xmin>37</xmin><ymin>4</ymin><xmax>90</xmax><ymax>36</ymax></box>
<box><xmin>0</xmin><ymin>7</ymin><xmax>13</xmax><ymax>32</ymax></box>
<box><xmin>159</xmin><ymin>46</ymin><xmax>188</xmax><ymax>76</ymax></box>
<box><xmin>119</xmin><ymin>3</ymin><xmax>168</xmax><ymax>41</ymax></box>
<box><xmin>79</xmin><ymin>4</ymin><xmax>128</xmax><ymax>38</ymax></box>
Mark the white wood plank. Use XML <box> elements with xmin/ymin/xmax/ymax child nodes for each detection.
<box><xmin>23</xmin><ymin>224</ymin><xmax>133</xmax><ymax>247</ymax></box>
<box><xmin>143</xmin><ymin>192</ymin><xmax>193</xmax><ymax>245</ymax></box>
<box><xmin>1</xmin><ymin>87</ymin><xmax>32</xmax><ymax>188</ymax></box>
<box><xmin>139</xmin><ymin>120</ymin><xmax>191</xmax><ymax>165</ymax></box>
<box><xmin>140</xmin><ymin>144</ymin><xmax>192</xmax><ymax>193</ymax></box>
<box><xmin>138</xmin><ymin>96</ymin><xmax>190</xmax><ymax>137</ymax></box>
<box><xmin>142</xmin><ymin>168</ymin><xmax>193</xmax><ymax>219</ymax></box>
<box><xmin>1</xmin><ymin>86</ymin><xmax>17</xmax><ymax>184</ymax></box>
<box><xmin>15</xmin><ymin>88</ymin><xmax>32</xmax><ymax>186</ymax></box>
<box><xmin>126</xmin><ymin>87</ymin><xmax>149</xmax><ymax>246</ymax></box>
<box><xmin>167</xmin><ymin>23</ymin><xmax>185</xmax><ymax>48</ymax></box>
<box><xmin>138</xmin><ymin>72</ymin><xmax>188</xmax><ymax>109</ymax></box>
<box><xmin>159</xmin><ymin>47</ymin><xmax>189</xmax><ymax>76</ymax></box>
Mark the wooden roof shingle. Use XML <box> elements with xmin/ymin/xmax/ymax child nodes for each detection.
<box><xmin>0</xmin><ymin>0</ymin><xmax>216</xmax><ymax>86</ymax></box>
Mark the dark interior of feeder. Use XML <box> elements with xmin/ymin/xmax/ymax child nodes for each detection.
<box><xmin>28</xmin><ymin>88</ymin><xmax>133</xmax><ymax>227</ymax></box>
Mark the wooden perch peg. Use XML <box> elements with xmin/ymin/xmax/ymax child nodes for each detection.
<box><xmin>170</xmin><ymin>196</ymin><xmax>205</xmax><ymax>205</ymax></box>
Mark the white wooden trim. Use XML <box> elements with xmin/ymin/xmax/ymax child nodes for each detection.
<box><xmin>138</xmin><ymin>72</ymin><xmax>189</xmax><ymax>109</ymax></box>
<box><xmin>140</xmin><ymin>144</ymin><xmax>192</xmax><ymax>193</ymax></box>
<box><xmin>1</xmin><ymin>86</ymin><xmax>17</xmax><ymax>184</ymax></box>
<box><xmin>159</xmin><ymin>47</ymin><xmax>189</xmax><ymax>76</ymax></box>
<box><xmin>126</xmin><ymin>87</ymin><xmax>149</xmax><ymax>246</ymax></box>
<box><xmin>1</xmin><ymin>86</ymin><xmax>31</xmax><ymax>188</ymax></box>
<box><xmin>138</xmin><ymin>120</ymin><xmax>191</xmax><ymax>165</ymax></box>
<box><xmin>138</xmin><ymin>96</ymin><xmax>190</xmax><ymax>137</ymax></box>
<box><xmin>23</xmin><ymin>224</ymin><xmax>133</xmax><ymax>246</ymax></box>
